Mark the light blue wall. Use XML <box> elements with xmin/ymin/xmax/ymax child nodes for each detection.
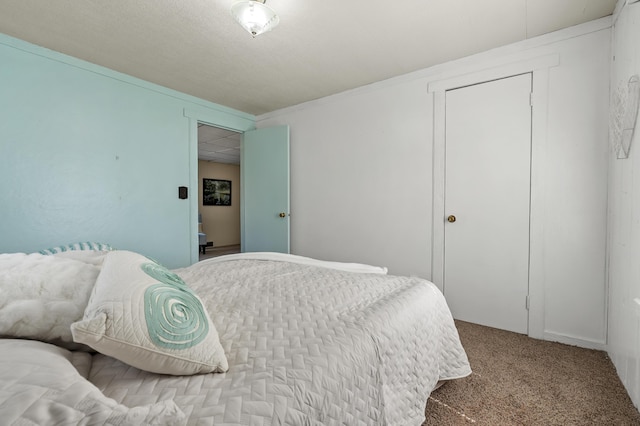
<box><xmin>0</xmin><ymin>34</ymin><xmax>255</xmax><ymax>268</ymax></box>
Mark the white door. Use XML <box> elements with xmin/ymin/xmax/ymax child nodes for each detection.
<box><xmin>444</xmin><ymin>73</ymin><xmax>532</xmax><ymax>334</ymax></box>
<box><xmin>241</xmin><ymin>125</ymin><xmax>290</xmax><ymax>253</ymax></box>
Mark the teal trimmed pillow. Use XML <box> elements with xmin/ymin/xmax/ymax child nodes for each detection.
<box><xmin>38</xmin><ymin>242</ymin><xmax>114</xmax><ymax>267</ymax></box>
<box><xmin>39</xmin><ymin>242</ymin><xmax>114</xmax><ymax>255</ymax></box>
<box><xmin>71</xmin><ymin>250</ymin><xmax>228</xmax><ymax>375</ymax></box>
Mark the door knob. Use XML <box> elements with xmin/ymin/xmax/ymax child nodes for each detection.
<box><xmin>279</xmin><ymin>212</ymin><xmax>287</xmax><ymax>218</ymax></box>
<box><xmin>447</xmin><ymin>215</ymin><xmax>456</xmax><ymax>223</ymax></box>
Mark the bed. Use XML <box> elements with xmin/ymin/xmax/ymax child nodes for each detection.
<box><xmin>0</xmin><ymin>245</ymin><xmax>470</xmax><ymax>425</ymax></box>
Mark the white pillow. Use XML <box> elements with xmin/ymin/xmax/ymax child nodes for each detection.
<box><xmin>71</xmin><ymin>250</ymin><xmax>228</xmax><ymax>375</ymax></box>
<box><xmin>0</xmin><ymin>339</ymin><xmax>185</xmax><ymax>425</ymax></box>
<box><xmin>52</xmin><ymin>250</ymin><xmax>110</xmax><ymax>267</ymax></box>
<box><xmin>0</xmin><ymin>253</ymin><xmax>100</xmax><ymax>349</ymax></box>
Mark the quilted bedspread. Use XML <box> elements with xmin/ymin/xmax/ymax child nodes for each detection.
<box><xmin>87</xmin><ymin>255</ymin><xmax>471</xmax><ymax>425</ymax></box>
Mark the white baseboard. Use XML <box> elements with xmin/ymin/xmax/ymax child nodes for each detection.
<box><xmin>542</xmin><ymin>331</ymin><xmax>606</xmax><ymax>351</ymax></box>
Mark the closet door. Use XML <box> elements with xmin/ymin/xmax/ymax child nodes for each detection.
<box><xmin>444</xmin><ymin>73</ymin><xmax>532</xmax><ymax>334</ymax></box>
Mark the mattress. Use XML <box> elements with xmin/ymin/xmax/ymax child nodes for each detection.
<box><xmin>87</xmin><ymin>254</ymin><xmax>471</xmax><ymax>425</ymax></box>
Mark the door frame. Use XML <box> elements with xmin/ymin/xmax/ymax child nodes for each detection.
<box><xmin>184</xmin><ymin>108</ymin><xmax>255</xmax><ymax>265</ymax></box>
<box><xmin>427</xmin><ymin>54</ymin><xmax>558</xmax><ymax>340</ymax></box>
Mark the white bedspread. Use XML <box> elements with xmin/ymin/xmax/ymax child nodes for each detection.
<box><xmin>88</xmin><ymin>255</ymin><xmax>471</xmax><ymax>425</ymax></box>
<box><xmin>202</xmin><ymin>252</ymin><xmax>390</xmax><ymax>274</ymax></box>
<box><xmin>0</xmin><ymin>339</ymin><xmax>184</xmax><ymax>425</ymax></box>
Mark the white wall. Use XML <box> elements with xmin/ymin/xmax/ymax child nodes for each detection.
<box><xmin>608</xmin><ymin>0</ymin><xmax>640</xmax><ymax>409</ymax></box>
<box><xmin>261</xmin><ymin>82</ymin><xmax>434</xmax><ymax>277</ymax></box>
<box><xmin>258</xmin><ymin>19</ymin><xmax>611</xmax><ymax>348</ymax></box>
<box><xmin>538</xmin><ymin>30</ymin><xmax>610</xmax><ymax>347</ymax></box>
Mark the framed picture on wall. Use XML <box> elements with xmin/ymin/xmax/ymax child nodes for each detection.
<box><xmin>203</xmin><ymin>178</ymin><xmax>232</xmax><ymax>206</ymax></box>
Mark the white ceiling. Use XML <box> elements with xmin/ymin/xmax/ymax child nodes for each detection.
<box><xmin>198</xmin><ymin>124</ymin><xmax>241</xmax><ymax>164</ymax></box>
<box><xmin>0</xmin><ymin>0</ymin><xmax>617</xmax><ymax>117</ymax></box>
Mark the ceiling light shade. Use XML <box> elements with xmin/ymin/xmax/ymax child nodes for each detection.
<box><xmin>231</xmin><ymin>0</ymin><xmax>280</xmax><ymax>37</ymax></box>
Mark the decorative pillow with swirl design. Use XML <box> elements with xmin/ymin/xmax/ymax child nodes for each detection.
<box><xmin>70</xmin><ymin>250</ymin><xmax>228</xmax><ymax>375</ymax></box>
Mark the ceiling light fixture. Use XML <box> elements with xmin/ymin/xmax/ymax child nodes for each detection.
<box><xmin>230</xmin><ymin>0</ymin><xmax>280</xmax><ymax>37</ymax></box>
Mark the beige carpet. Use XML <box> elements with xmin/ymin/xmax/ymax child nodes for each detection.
<box><xmin>424</xmin><ymin>321</ymin><xmax>640</xmax><ymax>425</ymax></box>
<box><xmin>199</xmin><ymin>244</ymin><xmax>241</xmax><ymax>261</ymax></box>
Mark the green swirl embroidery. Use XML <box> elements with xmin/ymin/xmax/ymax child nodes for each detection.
<box><xmin>142</xmin><ymin>263</ymin><xmax>209</xmax><ymax>350</ymax></box>
<box><xmin>142</xmin><ymin>262</ymin><xmax>189</xmax><ymax>289</ymax></box>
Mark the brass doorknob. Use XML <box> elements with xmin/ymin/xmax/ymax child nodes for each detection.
<box><xmin>279</xmin><ymin>212</ymin><xmax>287</xmax><ymax>218</ymax></box>
<box><xmin>447</xmin><ymin>215</ymin><xmax>456</xmax><ymax>223</ymax></box>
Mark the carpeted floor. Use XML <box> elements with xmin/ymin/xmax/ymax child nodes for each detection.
<box><xmin>199</xmin><ymin>244</ymin><xmax>241</xmax><ymax>261</ymax></box>
<box><xmin>424</xmin><ymin>321</ymin><xmax>640</xmax><ymax>425</ymax></box>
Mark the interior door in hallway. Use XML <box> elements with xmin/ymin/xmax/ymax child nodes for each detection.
<box><xmin>444</xmin><ymin>73</ymin><xmax>532</xmax><ymax>334</ymax></box>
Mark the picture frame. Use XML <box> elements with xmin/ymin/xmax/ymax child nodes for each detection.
<box><xmin>203</xmin><ymin>178</ymin><xmax>232</xmax><ymax>206</ymax></box>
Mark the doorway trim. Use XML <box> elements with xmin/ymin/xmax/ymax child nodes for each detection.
<box><xmin>184</xmin><ymin>108</ymin><xmax>255</xmax><ymax>265</ymax></box>
<box><xmin>427</xmin><ymin>54</ymin><xmax>558</xmax><ymax>340</ymax></box>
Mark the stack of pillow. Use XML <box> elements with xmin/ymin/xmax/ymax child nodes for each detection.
<box><xmin>0</xmin><ymin>242</ymin><xmax>228</xmax><ymax>425</ymax></box>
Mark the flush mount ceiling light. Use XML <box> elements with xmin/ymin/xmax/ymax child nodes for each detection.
<box><xmin>230</xmin><ymin>0</ymin><xmax>280</xmax><ymax>37</ymax></box>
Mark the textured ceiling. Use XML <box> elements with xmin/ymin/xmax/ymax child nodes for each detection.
<box><xmin>198</xmin><ymin>124</ymin><xmax>241</xmax><ymax>164</ymax></box>
<box><xmin>0</xmin><ymin>0</ymin><xmax>617</xmax><ymax>116</ymax></box>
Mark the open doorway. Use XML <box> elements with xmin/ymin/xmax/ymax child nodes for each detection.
<box><xmin>197</xmin><ymin>123</ymin><xmax>242</xmax><ymax>260</ymax></box>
